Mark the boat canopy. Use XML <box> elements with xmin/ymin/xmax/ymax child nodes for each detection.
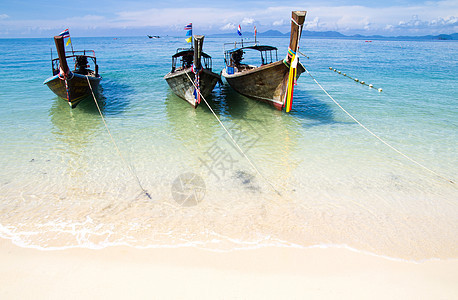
<box><xmin>173</xmin><ymin>48</ymin><xmax>211</xmax><ymax>59</ymax></box>
<box><xmin>171</xmin><ymin>48</ymin><xmax>213</xmax><ymax>72</ymax></box>
<box><xmin>225</xmin><ymin>45</ymin><xmax>277</xmax><ymax>54</ymax></box>
<box><xmin>224</xmin><ymin>44</ymin><xmax>278</xmax><ymax>68</ymax></box>
<box><xmin>51</xmin><ymin>49</ymin><xmax>98</xmax><ymax>76</ymax></box>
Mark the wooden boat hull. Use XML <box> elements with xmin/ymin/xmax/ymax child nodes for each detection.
<box><xmin>44</xmin><ymin>73</ymin><xmax>102</xmax><ymax>108</ymax></box>
<box><xmin>164</xmin><ymin>68</ymin><xmax>220</xmax><ymax>108</ymax></box>
<box><xmin>222</xmin><ymin>60</ymin><xmax>305</xmax><ymax>110</ymax></box>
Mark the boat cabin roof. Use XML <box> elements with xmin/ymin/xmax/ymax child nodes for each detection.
<box><xmin>173</xmin><ymin>49</ymin><xmax>211</xmax><ymax>59</ymax></box>
<box><xmin>225</xmin><ymin>45</ymin><xmax>277</xmax><ymax>54</ymax></box>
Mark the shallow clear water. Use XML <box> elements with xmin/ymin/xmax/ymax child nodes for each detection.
<box><xmin>0</xmin><ymin>36</ymin><xmax>456</xmax><ymax>260</ymax></box>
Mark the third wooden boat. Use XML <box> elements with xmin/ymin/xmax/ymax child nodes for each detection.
<box><xmin>222</xmin><ymin>11</ymin><xmax>307</xmax><ymax>111</ymax></box>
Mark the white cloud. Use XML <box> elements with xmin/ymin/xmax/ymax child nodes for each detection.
<box><xmin>384</xmin><ymin>24</ymin><xmax>394</xmax><ymax>31</ymax></box>
<box><xmin>221</xmin><ymin>23</ymin><xmax>236</xmax><ymax>31</ymax></box>
<box><xmin>1</xmin><ymin>1</ymin><xmax>458</xmax><ymax>37</ymax></box>
<box><xmin>68</xmin><ymin>15</ymin><xmax>106</xmax><ymax>22</ymax></box>
<box><xmin>397</xmin><ymin>15</ymin><xmax>458</xmax><ymax>29</ymax></box>
<box><xmin>241</xmin><ymin>17</ymin><xmax>255</xmax><ymax>25</ymax></box>
<box><xmin>298</xmin><ymin>3</ymin><xmax>458</xmax><ymax>34</ymax></box>
<box><xmin>115</xmin><ymin>8</ymin><xmax>232</xmax><ymax>28</ymax></box>
<box><xmin>303</xmin><ymin>17</ymin><xmax>321</xmax><ymax>30</ymax></box>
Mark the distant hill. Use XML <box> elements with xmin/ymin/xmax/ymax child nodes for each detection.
<box><xmin>258</xmin><ymin>30</ymin><xmax>285</xmax><ymax>37</ymax></box>
<box><xmin>209</xmin><ymin>30</ymin><xmax>458</xmax><ymax>40</ymax></box>
<box><xmin>301</xmin><ymin>30</ymin><xmax>346</xmax><ymax>38</ymax></box>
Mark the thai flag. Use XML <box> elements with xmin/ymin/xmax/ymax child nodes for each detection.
<box><xmin>184</xmin><ymin>23</ymin><xmax>192</xmax><ymax>30</ymax></box>
<box><xmin>237</xmin><ymin>25</ymin><xmax>242</xmax><ymax>36</ymax></box>
<box><xmin>59</xmin><ymin>28</ymin><xmax>70</xmax><ymax>38</ymax></box>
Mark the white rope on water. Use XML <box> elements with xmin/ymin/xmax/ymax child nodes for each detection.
<box><xmin>297</xmin><ymin>49</ymin><xmax>309</xmax><ymax>59</ymax></box>
<box><xmin>85</xmin><ymin>76</ymin><xmax>152</xmax><ymax>199</ymax></box>
<box><xmin>303</xmin><ymin>67</ymin><xmax>455</xmax><ymax>185</ymax></box>
<box><xmin>184</xmin><ymin>71</ymin><xmax>282</xmax><ymax>196</ymax></box>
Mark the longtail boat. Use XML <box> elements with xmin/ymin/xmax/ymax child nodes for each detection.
<box><xmin>164</xmin><ymin>35</ymin><xmax>221</xmax><ymax>108</ymax></box>
<box><xmin>222</xmin><ymin>11</ymin><xmax>307</xmax><ymax>112</ymax></box>
<box><xmin>43</xmin><ymin>35</ymin><xmax>102</xmax><ymax>108</ymax></box>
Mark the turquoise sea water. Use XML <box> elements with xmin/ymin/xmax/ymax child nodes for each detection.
<box><xmin>0</xmin><ymin>36</ymin><xmax>456</xmax><ymax>260</ymax></box>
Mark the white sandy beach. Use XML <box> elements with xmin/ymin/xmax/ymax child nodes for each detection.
<box><xmin>1</xmin><ymin>239</ymin><xmax>457</xmax><ymax>299</ymax></box>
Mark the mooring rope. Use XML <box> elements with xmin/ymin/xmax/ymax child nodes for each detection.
<box><xmin>303</xmin><ymin>67</ymin><xmax>454</xmax><ymax>185</ymax></box>
<box><xmin>85</xmin><ymin>76</ymin><xmax>152</xmax><ymax>199</ymax></box>
<box><xmin>297</xmin><ymin>49</ymin><xmax>309</xmax><ymax>59</ymax></box>
<box><xmin>184</xmin><ymin>71</ymin><xmax>282</xmax><ymax>195</ymax></box>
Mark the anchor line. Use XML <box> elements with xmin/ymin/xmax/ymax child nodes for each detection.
<box><xmin>304</xmin><ymin>68</ymin><xmax>454</xmax><ymax>185</ymax></box>
<box><xmin>184</xmin><ymin>72</ymin><xmax>282</xmax><ymax>196</ymax></box>
<box><xmin>85</xmin><ymin>76</ymin><xmax>152</xmax><ymax>199</ymax></box>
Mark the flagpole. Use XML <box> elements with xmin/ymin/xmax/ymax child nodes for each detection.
<box><xmin>185</xmin><ymin>23</ymin><xmax>193</xmax><ymax>46</ymax></box>
<box><xmin>68</xmin><ymin>29</ymin><xmax>75</xmax><ymax>55</ymax></box>
<box><xmin>254</xmin><ymin>26</ymin><xmax>257</xmax><ymax>45</ymax></box>
<box><xmin>238</xmin><ymin>25</ymin><xmax>243</xmax><ymax>47</ymax></box>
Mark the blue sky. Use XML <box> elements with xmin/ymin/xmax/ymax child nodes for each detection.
<box><xmin>0</xmin><ymin>0</ymin><xmax>457</xmax><ymax>37</ymax></box>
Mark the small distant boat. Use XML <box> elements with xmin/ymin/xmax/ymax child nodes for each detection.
<box><xmin>222</xmin><ymin>11</ymin><xmax>307</xmax><ymax>111</ymax></box>
<box><xmin>43</xmin><ymin>36</ymin><xmax>102</xmax><ymax>108</ymax></box>
<box><xmin>164</xmin><ymin>35</ymin><xmax>221</xmax><ymax>108</ymax></box>
<box><xmin>147</xmin><ymin>35</ymin><xmax>160</xmax><ymax>39</ymax></box>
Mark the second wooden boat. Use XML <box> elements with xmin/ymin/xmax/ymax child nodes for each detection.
<box><xmin>43</xmin><ymin>35</ymin><xmax>102</xmax><ymax>108</ymax></box>
<box><xmin>222</xmin><ymin>11</ymin><xmax>307</xmax><ymax>111</ymax></box>
<box><xmin>164</xmin><ymin>35</ymin><xmax>221</xmax><ymax>108</ymax></box>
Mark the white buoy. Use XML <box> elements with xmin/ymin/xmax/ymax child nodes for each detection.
<box><xmin>329</xmin><ymin>67</ymin><xmax>332</xmax><ymax>70</ymax></box>
<box><xmin>333</xmin><ymin>69</ymin><xmax>337</xmax><ymax>72</ymax></box>
<box><xmin>360</xmin><ymin>81</ymin><xmax>365</xmax><ymax>84</ymax></box>
<box><xmin>343</xmin><ymin>73</ymin><xmax>346</xmax><ymax>76</ymax></box>
<box><xmin>354</xmin><ymin>78</ymin><xmax>359</xmax><ymax>82</ymax></box>
<box><xmin>338</xmin><ymin>71</ymin><xmax>341</xmax><ymax>74</ymax></box>
<box><xmin>369</xmin><ymin>84</ymin><xmax>373</xmax><ymax>88</ymax></box>
<box><xmin>378</xmin><ymin>88</ymin><xmax>383</xmax><ymax>92</ymax></box>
